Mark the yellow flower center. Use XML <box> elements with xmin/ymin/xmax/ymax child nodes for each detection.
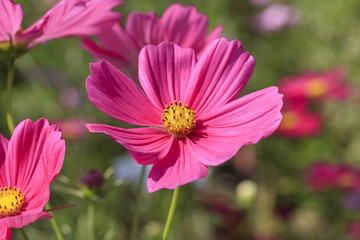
<box><xmin>162</xmin><ymin>101</ymin><xmax>196</xmax><ymax>138</ymax></box>
<box><xmin>279</xmin><ymin>111</ymin><xmax>299</xmax><ymax>130</ymax></box>
<box><xmin>0</xmin><ymin>186</ymin><xmax>25</xmax><ymax>217</ymax></box>
<box><xmin>305</xmin><ymin>79</ymin><xmax>327</xmax><ymax>98</ymax></box>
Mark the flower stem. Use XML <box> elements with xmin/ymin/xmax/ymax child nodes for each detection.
<box><xmin>19</xmin><ymin>228</ymin><xmax>30</xmax><ymax>240</ymax></box>
<box><xmin>6</xmin><ymin>60</ymin><xmax>15</xmax><ymax>134</ymax></box>
<box><xmin>130</xmin><ymin>165</ymin><xmax>147</xmax><ymax>240</ymax></box>
<box><xmin>162</xmin><ymin>187</ymin><xmax>180</xmax><ymax>240</ymax></box>
<box><xmin>46</xmin><ymin>203</ymin><xmax>65</xmax><ymax>240</ymax></box>
<box><xmin>87</xmin><ymin>201</ymin><xmax>95</xmax><ymax>240</ymax></box>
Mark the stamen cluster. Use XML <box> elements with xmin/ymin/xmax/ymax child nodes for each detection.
<box><xmin>0</xmin><ymin>186</ymin><xmax>25</xmax><ymax>217</ymax></box>
<box><xmin>161</xmin><ymin>100</ymin><xmax>196</xmax><ymax>137</ymax></box>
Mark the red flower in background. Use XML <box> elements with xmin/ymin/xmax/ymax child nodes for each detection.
<box><xmin>306</xmin><ymin>162</ymin><xmax>360</xmax><ymax>192</ymax></box>
<box><xmin>276</xmin><ymin>100</ymin><xmax>322</xmax><ymax>138</ymax></box>
<box><xmin>279</xmin><ymin>67</ymin><xmax>351</xmax><ymax>101</ymax></box>
<box><xmin>307</xmin><ymin>162</ymin><xmax>338</xmax><ymax>191</ymax></box>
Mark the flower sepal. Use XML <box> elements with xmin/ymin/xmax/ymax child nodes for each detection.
<box><xmin>0</xmin><ymin>39</ymin><xmax>28</xmax><ymax>63</ymax></box>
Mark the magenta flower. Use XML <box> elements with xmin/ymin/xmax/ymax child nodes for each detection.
<box><xmin>306</xmin><ymin>162</ymin><xmax>338</xmax><ymax>191</ymax></box>
<box><xmin>0</xmin><ymin>118</ymin><xmax>65</xmax><ymax>239</ymax></box>
<box><xmin>279</xmin><ymin>67</ymin><xmax>351</xmax><ymax>101</ymax></box>
<box><xmin>86</xmin><ymin>38</ymin><xmax>283</xmax><ymax>192</ymax></box>
<box><xmin>0</xmin><ymin>0</ymin><xmax>122</xmax><ymax>49</ymax></box>
<box><xmin>347</xmin><ymin>221</ymin><xmax>360</xmax><ymax>240</ymax></box>
<box><xmin>82</xmin><ymin>3</ymin><xmax>223</xmax><ymax>78</ymax></box>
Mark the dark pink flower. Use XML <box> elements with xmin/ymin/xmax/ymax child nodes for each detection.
<box><xmin>306</xmin><ymin>162</ymin><xmax>338</xmax><ymax>191</ymax></box>
<box><xmin>276</xmin><ymin>102</ymin><xmax>322</xmax><ymax>138</ymax></box>
<box><xmin>0</xmin><ymin>0</ymin><xmax>122</xmax><ymax>48</ymax></box>
<box><xmin>334</xmin><ymin>165</ymin><xmax>360</xmax><ymax>191</ymax></box>
<box><xmin>0</xmin><ymin>118</ymin><xmax>65</xmax><ymax>239</ymax></box>
<box><xmin>347</xmin><ymin>221</ymin><xmax>360</xmax><ymax>239</ymax></box>
<box><xmin>82</xmin><ymin>3</ymin><xmax>223</xmax><ymax>77</ymax></box>
<box><xmin>279</xmin><ymin>67</ymin><xmax>351</xmax><ymax>101</ymax></box>
<box><xmin>86</xmin><ymin>38</ymin><xmax>283</xmax><ymax>192</ymax></box>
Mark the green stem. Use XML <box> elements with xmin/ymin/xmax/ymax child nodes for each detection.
<box><xmin>87</xmin><ymin>201</ymin><xmax>95</xmax><ymax>240</ymax></box>
<box><xmin>46</xmin><ymin>203</ymin><xmax>65</xmax><ymax>240</ymax></box>
<box><xmin>162</xmin><ymin>187</ymin><xmax>180</xmax><ymax>240</ymax></box>
<box><xmin>19</xmin><ymin>228</ymin><xmax>30</xmax><ymax>240</ymax></box>
<box><xmin>6</xmin><ymin>60</ymin><xmax>15</xmax><ymax>134</ymax></box>
<box><xmin>130</xmin><ymin>165</ymin><xmax>147</xmax><ymax>240</ymax></box>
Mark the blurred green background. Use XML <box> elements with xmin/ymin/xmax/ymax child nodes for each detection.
<box><xmin>2</xmin><ymin>0</ymin><xmax>360</xmax><ymax>239</ymax></box>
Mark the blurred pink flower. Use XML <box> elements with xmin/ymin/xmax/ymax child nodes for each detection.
<box><xmin>306</xmin><ymin>162</ymin><xmax>360</xmax><ymax>192</ymax></box>
<box><xmin>85</xmin><ymin>38</ymin><xmax>283</xmax><ymax>192</ymax></box>
<box><xmin>276</xmin><ymin>102</ymin><xmax>322</xmax><ymax>138</ymax></box>
<box><xmin>334</xmin><ymin>165</ymin><xmax>360</xmax><ymax>191</ymax></box>
<box><xmin>82</xmin><ymin>3</ymin><xmax>223</xmax><ymax>78</ymax></box>
<box><xmin>0</xmin><ymin>0</ymin><xmax>122</xmax><ymax>48</ymax></box>
<box><xmin>347</xmin><ymin>221</ymin><xmax>360</xmax><ymax>239</ymax></box>
<box><xmin>252</xmin><ymin>4</ymin><xmax>300</xmax><ymax>33</ymax></box>
<box><xmin>279</xmin><ymin>67</ymin><xmax>351</xmax><ymax>101</ymax></box>
<box><xmin>0</xmin><ymin>118</ymin><xmax>65</xmax><ymax>239</ymax></box>
<box><xmin>306</xmin><ymin>162</ymin><xmax>338</xmax><ymax>191</ymax></box>
<box><xmin>52</xmin><ymin>118</ymin><xmax>86</xmax><ymax>140</ymax></box>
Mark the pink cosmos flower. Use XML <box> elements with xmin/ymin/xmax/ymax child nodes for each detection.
<box><xmin>82</xmin><ymin>3</ymin><xmax>223</xmax><ymax>78</ymax></box>
<box><xmin>86</xmin><ymin>38</ymin><xmax>283</xmax><ymax>192</ymax></box>
<box><xmin>0</xmin><ymin>118</ymin><xmax>65</xmax><ymax>239</ymax></box>
<box><xmin>279</xmin><ymin>67</ymin><xmax>351</xmax><ymax>101</ymax></box>
<box><xmin>0</xmin><ymin>0</ymin><xmax>122</xmax><ymax>48</ymax></box>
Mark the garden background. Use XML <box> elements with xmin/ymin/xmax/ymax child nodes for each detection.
<box><xmin>1</xmin><ymin>0</ymin><xmax>360</xmax><ymax>239</ymax></box>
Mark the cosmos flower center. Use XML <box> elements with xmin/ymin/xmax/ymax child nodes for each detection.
<box><xmin>0</xmin><ymin>186</ymin><xmax>25</xmax><ymax>218</ymax></box>
<box><xmin>305</xmin><ymin>79</ymin><xmax>327</xmax><ymax>98</ymax></box>
<box><xmin>161</xmin><ymin>100</ymin><xmax>196</xmax><ymax>138</ymax></box>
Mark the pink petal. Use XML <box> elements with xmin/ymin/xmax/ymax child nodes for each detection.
<box><xmin>4</xmin><ymin>118</ymin><xmax>65</xmax><ymax>186</ymax></box>
<box><xmin>147</xmin><ymin>139</ymin><xmax>208</xmax><ymax>192</ymax></box>
<box><xmin>0</xmin><ymin>135</ymin><xmax>9</xmax><ymax>188</ymax></box>
<box><xmin>191</xmin><ymin>87</ymin><xmax>283</xmax><ymax>166</ymax></box>
<box><xmin>82</xmin><ymin>38</ymin><xmax>131</xmax><ymax>69</ymax></box>
<box><xmin>0</xmin><ymin>211</ymin><xmax>52</xmax><ymax>229</ymax></box>
<box><xmin>0</xmin><ymin>226</ymin><xmax>11</xmax><ymax>240</ymax></box>
<box><xmin>138</xmin><ymin>42</ymin><xmax>196</xmax><ymax>109</ymax></box>
<box><xmin>86</xmin><ymin>124</ymin><xmax>173</xmax><ymax>165</ymax></box>
<box><xmin>126</xmin><ymin>11</ymin><xmax>163</xmax><ymax>50</ymax></box>
<box><xmin>0</xmin><ymin>0</ymin><xmax>23</xmax><ymax>42</ymax></box>
<box><xmin>26</xmin><ymin>0</ymin><xmax>122</xmax><ymax>46</ymax></box>
<box><xmin>87</xmin><ymin>60</ymin><xmax>162</xmax><ymax>126</ymax></box>
<box><xmin>0</xmin><ymin>134</ymin><xmax>9</xmax><ymax>165</ymax></box>
<box><xmin>185</xmin><ymin>38</ymin><xmax>255</xmax><ymax>117</ymax></box>
<box><xmin>21</xmin><ymin>159</ymin><xmax>51</xmax><ymax>214</ymax></box>
<box><xmin>161</xmin><ymin>3</ymin><xmax>208</xmax><ymax>52</ymax></box>
<box><xmin>82</xmin><ymin>23</ymin><xmax>138</xmax><ymax>71</ymax></box>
